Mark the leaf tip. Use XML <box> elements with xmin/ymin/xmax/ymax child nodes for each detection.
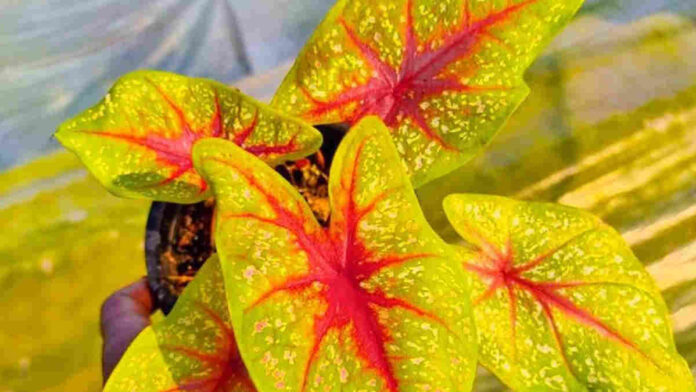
<box><xmin>53</xmin><ymin>112</ymin><xmax>82</xmax><ymax>151</ymax></box>
<box><xmin>442</xmin><ymin>193</ymin><xmax>459</xmax><ymax>212</ymax></box>
<box><xmin>191</xmin><ymin>137</ymin><xmax>234</xmax><ymax>182</ymax></box>
<box><xmin>347</xmin><ymin>115</ymin><xmax>393</xmax><ymax>148</ymax></box>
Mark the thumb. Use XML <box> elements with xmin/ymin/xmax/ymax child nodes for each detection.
<box><xmin>100</xmin><ymin>277</ymin><xmax>155</xmax><ymax>384</ymax></box>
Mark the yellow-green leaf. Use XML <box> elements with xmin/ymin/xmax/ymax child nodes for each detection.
<box><xmin>193</xmin><ymin>116</ymin><xmax>477</xmax><ymax>392</ymax></box>
<box><xmin>443</xmin><ymin>194</ymin><xmax>695</xmax><ymax>391</ymax></box>
<box><xmin>272</xmin><ymin>0</ymin><xmax>584</xmax><ymax>188</ymax></box>
<box><xmin>55</xmin><ymin>70</ymin><xmax>321</xmax><ymax>203</ymax></box>
<box><xmin>104</xmin><ymin>255</ymin><xmax>256</xmax><ymax>392</ymax></box>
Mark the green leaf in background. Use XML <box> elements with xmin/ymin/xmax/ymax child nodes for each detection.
<box><xmin>193</xmin><ymin>116</ymin><xmax>476</xmax><ymax>392</ymax></box>
<box><xmin>104</xmin><ymin>255</ymin><xmax>256</xmax><ymax>392</ymax></box>
<box><xmin>272</xmin><ymin>0</ymin><xmax>584</xmax><ymax>188</ymax></box>
<box><xmin>443</xmin><ymin>194</ymin><xmax>694</xmax><ymax>391</ymax></box>
<box><xmin>55</xmin><ymin>70</ymin><xmax>321</xmax><ymax>204</ymax></box>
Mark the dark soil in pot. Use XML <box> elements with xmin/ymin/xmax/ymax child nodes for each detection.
<box><xmin>146</xmin><ymin>124</ymin><xmax>347</xmax><ymax>314</ymax></box>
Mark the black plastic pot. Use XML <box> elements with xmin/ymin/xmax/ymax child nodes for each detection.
<box><xmin>145</xmin><ymin>199</ymin><xmax>216</xmax><ymax>314</ymax></box>
<box><xmin>145</xmin><ymin>124</ymin><xmax>346</xmax><ymax>314</ymax></box>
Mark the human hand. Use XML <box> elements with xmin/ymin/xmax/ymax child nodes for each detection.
<box><xmin>99</xmin><ymin>277</ymin><xmax>155</xmax><ymax>384</ymax></box>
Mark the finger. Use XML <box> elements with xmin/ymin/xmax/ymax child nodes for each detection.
<box><xmin>100</xmin><ymin>277</ymin><xmax>155</xmax><ymax>384</ymax></box>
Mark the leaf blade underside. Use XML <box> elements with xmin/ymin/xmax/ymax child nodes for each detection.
<box><xmin>443</xmin><ymin>194</ymin><xmax>695</xmax><ymax>392</ymax></box>
<box><xmin>55</xmin><ymin>70</ymin><xmax>321</xmax><ymax>203</ymax></box>
<box><xmin>272</xmin><ymin>0</ymin><xmax>584</xmax><ymax>188</ymax></box>
<box><xmin>104</xmin><ymin>255</ymin><xmax>256</xmax><ymax>392</ymax></box>
<box><xmin>193</xmin><ymin>116</ymin><xmax>477</xmax><ymax>392</ymax></box>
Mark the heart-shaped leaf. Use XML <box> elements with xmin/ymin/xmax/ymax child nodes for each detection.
<box><xmin>104</xmin><ymin>255</ymin><xmax>256</xmax><ymax>392</ymax></box>
<box><xmin>443</xmin><ymin>194</ymin><xmax>695</xmax><ymax>391</ymax></box>
<box><xmin>272</xmin><ymin>0</ymin><xmax>583</xmax><ymax>187</ymax></box>
<box><xmin>55</xmin><ymin>70</ymin><xmax>321</xmax><ymax>203</ymax></box>
<box><xmin>193</xmin><ymin>116</ymin><xmax>477</xmax><ymax>392</ymax></box>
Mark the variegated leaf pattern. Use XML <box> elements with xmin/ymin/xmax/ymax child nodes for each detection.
<box><xmin>193</xmin><ymin>116</ymin><xmax>477</xmax><ymax>392</ymax></box>
<box><xmin>272</xmin><ymin>0</ymin><xmax>584</xmax><ymax>187</ymax></box>
<box><xmin>104</xmin><ymin>255</ymin><xmax>255</xmax><ymax>392</ymax></box>
<box><xmin>55</xmin><ymin>70</ymin><xmax>321</xmax><ymax>203</ymax></box>
<box><xmin>443</xmin><ymin>194</ymin><xmax>695</xmax><ymax>391</ymax></box>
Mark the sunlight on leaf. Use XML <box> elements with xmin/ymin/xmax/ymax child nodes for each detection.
<box><xmin>272</xmin><ymin>0</ymin><xmax>584</xmax><ymax>188</ymax></box>
<box><xmin>55</xmin><ymin>70</ymin><xmax>321</xmax><ymax>203</ymax></box>
<box><xmin>193</xmin><ymin>116</ymin><xmax>476</xmax><ymax>392</ymax></box>
<box><xmin>104</xmin><ymin>255</ymin><xmax>255</xmax><ymax>392</ymax></box>
<box><xmin>443</xmin><ymin>194</ymin><xmax>695</xmax><ymax>391</ymax></box>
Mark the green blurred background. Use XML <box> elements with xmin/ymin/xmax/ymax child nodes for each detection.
<box><xmin>2</xmin><ymin>0</ymin><xmax>696</xmax><ymax>390</ymax></box>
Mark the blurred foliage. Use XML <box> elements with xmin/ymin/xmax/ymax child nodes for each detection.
<box><xmin>0</xmin><ymin>153</ymin><xmax>150</xmax><ymax>391</ymax></box>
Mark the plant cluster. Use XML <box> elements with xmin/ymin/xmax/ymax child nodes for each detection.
<box><xmin>55</xmin><ymin>0</ymin><xmax>694</xmax><ymax>391</ymax></box>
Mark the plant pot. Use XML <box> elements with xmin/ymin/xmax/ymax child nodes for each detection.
<box><xmin>145</xmin><ymin>124</ymin><xmax>346</xmax><ymax>314</ymax></box>
<box><xmin>145</xmin><ymin>199</ymin><xmax>216</xmax><ymax>314</ymax></box>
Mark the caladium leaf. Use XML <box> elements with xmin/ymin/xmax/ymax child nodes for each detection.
<box><xmin>104</xmin><ymin>255</ymin><xmax>256</xmax><ymax>392</ymax></box>
<box><xmin>55</xmin><ymin>70</ymin><xmax>321</xmax><ymax>203</ymax></box>
<box><xmin>443</xmin><ymin>194</ymin><xmax>695</xmax><ymax>391</ymax></box>
<box><xmin>272</xmin><ymin>0</ymin><xmax>584</xmax><ymax>188</ymax></box>
<box><xmin>193</xmin><ymin>116</ymin><xmax>477</xmax><ymax>392</ymax></box>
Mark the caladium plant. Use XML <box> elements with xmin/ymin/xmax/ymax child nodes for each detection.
<box><xmin>192</xmin><ymin>117</ymin><xmax>478</xmax><ymax>392</ymax></box>
<box><xmin>104</xmin><ymin>255</ymin><xmax>255</xmax><ymax>392</ymax></box>
<box><xmin>272</xmin><ymin>0</ymin><xmax>584</xmax><ymax>187</ymax></box>
<box><xmin>443</xmin><ymin>194</ymin><xmax>695</xmax><ymax>391</ymax></box>
<box><xmin>52</xmin><ymin>0</ymin><xmax>696</xmax><ymax>391</ymax></box>
<box><xmin>55</xmin><ymin>70</ymin><xmax>322</xmax><ymax>203</ymax></box>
